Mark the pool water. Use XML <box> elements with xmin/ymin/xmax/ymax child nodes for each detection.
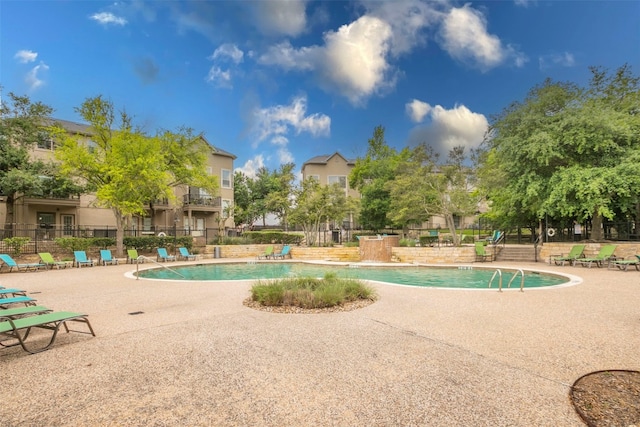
<box><xmin>136</xmin><ymin>263</ymin><xmax>568</xmax><ymax>289</ymax></box>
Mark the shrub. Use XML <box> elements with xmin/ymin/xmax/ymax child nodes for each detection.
<box><xmin>2</xmin><ymin>237</ymin><xmax>31</xmax><ymax>256</ymax></box>
<box><xmin>399</xmin><ymin>238</ymin><xmax>417</xmax><ymax>247</ymax></box>
<box><xmin>122</xmin><ymin>236</ymin><xmax>193</xmax><ymax>251</ymax></box>
<box><xmin>243</xmin><ymin>231</ymin><xmax>303</xmax><ymax>245</ymax></box>
<box><xmin>250</xmin><ymin>274</ymin><xmax>377</xmax><ymax>309</ymax></box>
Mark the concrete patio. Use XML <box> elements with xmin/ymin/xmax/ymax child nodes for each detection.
<box><xmin>1</xmin><ymin>260</ymin><xmax>638</xmax><ymax>426</ymax></box>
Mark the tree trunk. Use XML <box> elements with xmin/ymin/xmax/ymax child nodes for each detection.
<box><xmin>114</xmin><ymin>208</ymin><xmax>125</xmax><ymax>257</ymax></box>
<box><xmin>444</xmin><ymin>213</ymin><xmax>459</xmax><ymax>246</ymax></box>
<box><xmin>3</xmin><ymin>194</ymin><xmax>16</xmax><ymax>238</ymax></box>
<box><xmin>591</xmin><ymin>212</ymin><xmax>604</xmax><ymax>241</ymax></box>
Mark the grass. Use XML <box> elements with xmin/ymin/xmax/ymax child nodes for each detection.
<box><xmin>250</xmin><ymin>272</ymin><xmax>377</xmax><ymax>309</ymax></box>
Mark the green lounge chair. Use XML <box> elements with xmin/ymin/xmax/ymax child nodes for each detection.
<box><xmin>575</xmin><ymin>245</ymin><xmax>617</xmax><ymax>268</ymax></box>
<box><xmin>273</xmin><ymin>245</ymin><xmax>292</xmax><ymax>259</ymax></box>
<box><xmin>177</xmin><ymin>247</ymin><xmax>197</xmax><ymax>261</ymax></box>
<box><xmin>38</xmin><ymin>252</ymin><xmax>71</xmax><ymax>269</ymax></box>
<box><xmin>610</xmin><ymin>255</ymin><xmax>640</xmax><ymax>271</ymax></box>
<box><xmin>0</xmin><ymin>305</ymin><xmax>52</xmax><ymax>319</ymax></box>
<box><xmin>74</xmin><ymin>251</ymin><xmax>95</xmax><ymax>268</ymax></box>
<box><xmin>257</xmin><ymin>246</ymin><xmax>274</xmax><ymax>259</ymax></box>
<box><xmin>551</xmin><ymin>244</ymin><xmax>585</xmax><ymax>266</ymax></box>
<box><xmin>0</xmin><ymin>254</ymin><xmax>44</xmax><ymax>272</ymax></box>
<box><xmin>156</xmin><ymin>248</ymin><xmax>175</xmax><ymax>262</ymax></box>
<box><xmin>0</xmin><ymin>311</ymin><xmax>95</xmax><ymax>354</ymax></box>
<box><xmin>0</xmin><ymin>296</ymin><xmax>36</xmax><ymax>308</ymax></box>
<box><xmin>475</xmin><ymin>242</ymin><xmax>492</xmax><ymax>262</ymax></box>
<box><xmin>99</xmin><ymin>249</ymin><xmax>118</xmax><ymax>266</ymax></box>
<box><xmin>127</xmin><ymin>249</ymin><xmax>144</xmax><ymax>264</ymax></box>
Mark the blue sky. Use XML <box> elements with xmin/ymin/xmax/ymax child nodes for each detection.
<box><xmin>2</xmin><ymin>1</ymin><xmax>638</xmax><ymax>177</ymax></box>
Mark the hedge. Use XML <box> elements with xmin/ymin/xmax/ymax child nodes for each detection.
<box><xmin>242</xmin><ymin>231</ymin><xmax>303</xmax><ymax>245</ymax></box>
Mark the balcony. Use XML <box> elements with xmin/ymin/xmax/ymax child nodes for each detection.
<box><xmin>183</xmin><ymin>194</ymin><xmax>221</xmax><ymax>212</ymax></box>
<box><xmin>22</xmin><ymin>194</ymin><xmax>81</xmax><ymax>207</ymax></box>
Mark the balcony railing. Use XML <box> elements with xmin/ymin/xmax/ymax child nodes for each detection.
<box><xmin>182</xmin><ymin>194</ymin><xmax>221</xmax><ymax>207</ymax></box>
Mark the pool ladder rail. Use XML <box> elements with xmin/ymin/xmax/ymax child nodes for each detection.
<box><xmin>135</xmin><ymin>255</ymin><xmax>186</xmax><ymax>280</ymax></box>
<box><xmin>488</xmin><ymin>269</ymin><xmax>525</xmax><ymax>292</ymax></box>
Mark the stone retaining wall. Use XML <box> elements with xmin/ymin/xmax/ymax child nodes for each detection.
<box><xmin>539</xmin><ymin>242</ymin><xmax>640</xmax><ymax>263</ymax></box>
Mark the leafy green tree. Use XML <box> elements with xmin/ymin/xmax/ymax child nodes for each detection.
<box><xmin>387</xmin><ymin>145</ymin><xmax>479</xmax><ymax>246</ymax></box>
<box><xmin>0</xmin><ymin>91</ymin><xmax>82</xmax><ymax>231</ymax></box>
<box><xmin>265</xmin><ymin>163</ymin><xmax>296</xmax><ymax>231</ymax></box>
<box><xmin>53</xmin><ymin>95</ymin><xmax>218</xmax><ymax>255</ymax></box>
<box><xmin>289</xmin><ymin>179</ymin><xmax>348</xmax><ymax>246</ymax></box>
<box><xmin>233</xmin><ymin>171</ymin><xmax>257</xmax><ymax>228</ymax></box>
<box><xmin>350</xmin><ymin>126</ymin><xmax>408</xmax><ymax>231</ymax></box>
<box><xmin>477</xmin><ymin>65</ymin><xmax>640</xmax><ymax>240</ymax></box>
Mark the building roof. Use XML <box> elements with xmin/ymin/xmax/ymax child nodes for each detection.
<box><xmin>302</xmin><ymin>152</ymin><xmax>356</xmax><ymax>168</ymax></box>
<box><xmin>49</xmin><ymin>118</ymin><xmax>236</xmax><ymax>159</ymax></box>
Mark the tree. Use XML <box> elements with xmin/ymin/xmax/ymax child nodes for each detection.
<box><xmin>289</xmin><ymin>179</ymin><xmax>348</xmax><ymax>246</ymax></box>
<box><xmin>0</xmin><ymin>90</ymin><xmax>83</xmax><ymax>232</ymax></box>
<box><xmin>350</xmin><ymin>126</ymin><xmax>408</xmax><ymax>231</ymax></box>
<box><xmin>53</xmin><ymin>96</ymin><xmax>218</xmax><ymax>255</ymax></box>
<box><xmin>233</xmin><ymin>171</ymin><xmax>258</xmax><ymax>228</ymax></box>
<box><xmin>265</xmin><ymin>163</ymin><xmax>296</xmax><ymax>231</ymax></box>
<box><xmin>387</xmin><ymin>145</ymin><xmax>479</xmax><ymax>246</ymax></box>
<box><xmin>477</xmin><ymin>65</ymin><xmax>640</xmax><ymax>240</ymax></box>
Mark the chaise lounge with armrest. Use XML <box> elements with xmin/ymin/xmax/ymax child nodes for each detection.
<box><xmin>74</xmin><ymin>251</ymin><xmax>95</xmax><ymax>268</ymax></box>
<box><xmin>177</xmin><ymin>247</ymin><xmax>197</xmax><ymax>261</ymax></box>
<box><xmin>156</xmin><ymin>248</ymin><xmax>176</xmax><ymax>262</ymax></box>
<box><xmin>551</xmin><ymin>244</ymin><xmax>585</xmax><ymax>266</ymax></box>
<box><xmin>99</xmin><ymin>249</ymin><xmax>119</xmax><ymax>266</ymax></box>
<box><xmin>127</xmin><ymin>249</ymin><xmax>144</xmax><ymax>264</ymax></box>
<box><xmin>39</xmin><ymin>252</ymin><xmax>72</xmax><ymax>269</ymax></box>
<box><xmin>0</xmin><ymin>311</ymin><xmax>96</xmax><ymax>354</ymax></box>
<box><xmin>0</xmin><ymin>296</ymin><xmax>37</xmax><ymax>308</ymax></box>
<box><xmin>574</xmin><ymin>244</ymin><xmax>617</xmax><ymax>268</ymax></box>
<box><xmin>272</xmin><ymin>245</ymin><xmax>292</xmax><ymax>259</ymax></box>
<box><xmin>0</xmin><ymin>254</ymin><xmax>45</xmax><ymax>272</ymax></box>
<box><xmin>257</xmin><ymin>246</ymin><xmax>274</xmax><ymax>260</ymax></box>
<box><xmin>609</xmin><ymin>254</ymin><xmax>640</xmax><ymax>271</ymax></box>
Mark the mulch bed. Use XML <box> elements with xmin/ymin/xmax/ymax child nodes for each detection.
<box><xmin>570</xmin><ymin>370</ymin><xmax>640</xmax><ymax>426</ymax></box>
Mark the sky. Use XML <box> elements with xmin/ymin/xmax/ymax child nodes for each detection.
<box><xmin>1</xmin><ymin>0</ymin><xmax>638</xmax><ymax>178</ymax></box>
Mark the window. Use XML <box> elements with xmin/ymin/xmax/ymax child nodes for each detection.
<box><xmin>221</xmin><ymin>169</ymin><xmax>232</xmax><ymax>188</ymax></box>
<box><xmin>328</xmin><ymin>175</ymin><xmax>347</xmax><ymax>189</ymax></box>
<box><xmin>36</xmin><ymin>132</ymin><xmax>53</xmax><ymax>150</ymax></box>
<box><xmin>307</xmin><ymin>174</ymin><xmax>320</xmax><ymax>182</ymax></box>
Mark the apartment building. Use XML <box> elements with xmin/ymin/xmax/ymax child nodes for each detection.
<box><xmin>2</xmin><ymin>118</ymin><xmax>235</xmax><ymax>240</ymax></box>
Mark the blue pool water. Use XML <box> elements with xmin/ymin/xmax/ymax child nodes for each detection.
<box><xmin>135</xmin><ymin>263</ymin><xmax>569</xmax><ymax>289</ymax></box>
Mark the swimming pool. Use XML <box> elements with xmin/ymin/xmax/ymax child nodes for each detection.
<box><xmin>134</xmin><ymin>262</ymin><xmax>576</xmax><ymax>290</ymax></box>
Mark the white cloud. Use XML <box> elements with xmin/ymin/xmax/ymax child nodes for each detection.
<box><xmin>14</xmin><ymin>50</ymin><xmax>37</xmax><ymax>63</ymax></box>
<box><xmin>439</xmin><ymin>4</ymin><xmax>525</xmax><ymax>70</ymax></box>
<box><xmin>25</xmin><ymin>62</ymin><xmax>49</xmax><ymax>91</ymax></box>
<box><xmin>259</xmin><ymin>15</ymin><xmax>394</xmax><ymax>105</ymax></box>
<box><xmin>90</xmin><ymin>12</ymin><xmax>128</xmax><ymax>26</ymax></box>
<box><xmin>406</xmin><ymin>99</ymin><xmax>432</xmax><ymax>123</ymax></box>
<box><xmin>514</xmin><ymin>0</ymin><xmax>536</xmax><ymax>7</ymax></box>
<box><xmin>539</xmin><ymin>52</ymin><xmax>576</xmax><ymax>70</ymax></box>
<box><xmin>253</xmin><ymin>0</ymin><xmax>308</xmax><ymax>37</ymax></box>
<box><xmin>235</xmin><ymin>155</ymin><xmax>265</xmax><ymax>178</ymax></box>
<box><xmin>250</xmin><ymin>96</ymin><xmax>330</xmax><ymax>152</ymax></box>
<box><xmin>407</xmin><ymin>103</ymin><xmax>488</xmax><ymax>157</ymax></box>
<box><xmin>205</xmin><ymin>66</ymin><xmax>232</xmax><ymax>88</ymax></box>
<box><xmin>211</xmin><ymin>44</ymin><xmax>244</xmax><ymax>64</ymax></box>
<box><xmin>277</xmin><ymin>147</ymin><xmax>294</xmax><ymax>164</ymax></box>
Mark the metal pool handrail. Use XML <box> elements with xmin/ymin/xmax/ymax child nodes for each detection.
<box><xmin>488</xmin><ymin>269</ymin><xmax>502</xmax><ymax>290</ymax></box>
<box><xmin>135</xmin><ymin>256</ymin><xmax>186</xmax><ymax>280</ymax></box>
<box><xmin>506</xmin><ymin>269</ymin><xmax>525</xmax><ymax>292</ymax></box>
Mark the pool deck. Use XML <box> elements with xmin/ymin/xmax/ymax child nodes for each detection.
<box><xmin>1</xmin><ymin>259</ymin><xmax>638</xmax><ymax>426</ymax></box>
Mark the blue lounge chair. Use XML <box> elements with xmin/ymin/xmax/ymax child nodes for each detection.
<box><xmin>0</xmin><ymin>296</ymin><xmax>36</xmax><ymax>308</ymax></box>
<box><xmin>0</xmin><ymin>254</ymin><xmax>44</xmax><ymax>272</ymax></box>
<box><xmin>99</xmin><ymin>249</ymin><xmax>118</xmax><ymax>266</ymax></box>
<box><xmin>156</xmin><ymin>248</ymin><xmax>176</xmax><ymax>262</ymax></box>
<box><xmin>177</xmin><ymin>247</ymin><xmax>197</xmax><ymax>261</ymax></box>
<box><xmin>0</xmin><ymin>311</ymin><xmax>95</xmax><ymax>354</ymax></box>
<box><xmin>486</xmin><ymin>230</ymin><xmax>503</xmax><ymax>245</ymax></box>
<box><xmin>273</xmin><ymin>245</ymin><xmax>292</xmax><ymax>259</ymax></box>
<box><xmin>0</xmin><ymin>288</ymin><xmax>27</xmax><ymax>298</ymax></box>
<box><xmin>73</xmin><ymin>251</ymin><xmax>95</xmax><ymax>268</ymax></box>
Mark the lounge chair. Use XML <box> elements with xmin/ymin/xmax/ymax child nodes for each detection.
<box><xmin>273</xmin><ymin>245</ymin><xmax>292</xmax><ymax>259</ymax></box>
<box><xmin>99</xmin><ymin>249</ymin><xmax>118</xmax><ymax>266</ymax></box>
<box><xmin>0</xmin><ymin>311</ymin><xmax>95</xmax><ymax>354</ymax></box>
<box><xmin>551</xmin><ymin>244</ymin><xmax>586</xmax><ymax>266</ymax></box>
<box><xmin>74</xmin><ymin>251</ymin><xmax>95</xmax><ymax>268</ymax></box>
<box><xmin>610</xmin><ymin>255</ymin><xmax>640</xmax><ymax>271</ymax></box>
<box><xmin>156</xmin><ymin>248</ymin><xmax>176</xmax><ymax>262</ymax></box>
<box><xmin>475</xmin><ymin>242</ymin><xmax>492</xmax><ymax>262</ymax></box>
<box><xmin>0</xmin><ymin>296</ymin><xmax>36</xmax><ymax>308</ymax></box>
<box><xmin>0</xmin><ymin>254</ymin><xmax>44</xmax><ymax>272</ymax></box>
<box><xmin>0</xmin><ymin>288</ymin><xmax>27</xmax><ymax>298</ymax></box>
<box><xmin>127</xmin><ymin>249</ymin><xmax>144</xmax><ymax>264</ymax></box>
<box><xmin>486</xmin><ymin>230</ymin><xmax>503</xmax><ymax>245</ymax></box>
<box><xmin>257</xmin><ymin>246</ymin><xmax>274</xmax><ymax>260</ymax></box>
<box><xmin>177</xmin><ymin>247</ymin><xmax>197</xmax><ymax>261</ymax></box>
<box><xmin>575</xmin><ymin>245</ymin><xmax>617</xmax><ymax>268</ymax></box>
<box><xmin>38</xmin><ymin>252</ymin><xmax>71</xmax><ymax>269</ymax></box>
<box><xmin>0</xmin><ymin>305</ymin><xmax>52</xmax><ymax>319</ymax></box>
